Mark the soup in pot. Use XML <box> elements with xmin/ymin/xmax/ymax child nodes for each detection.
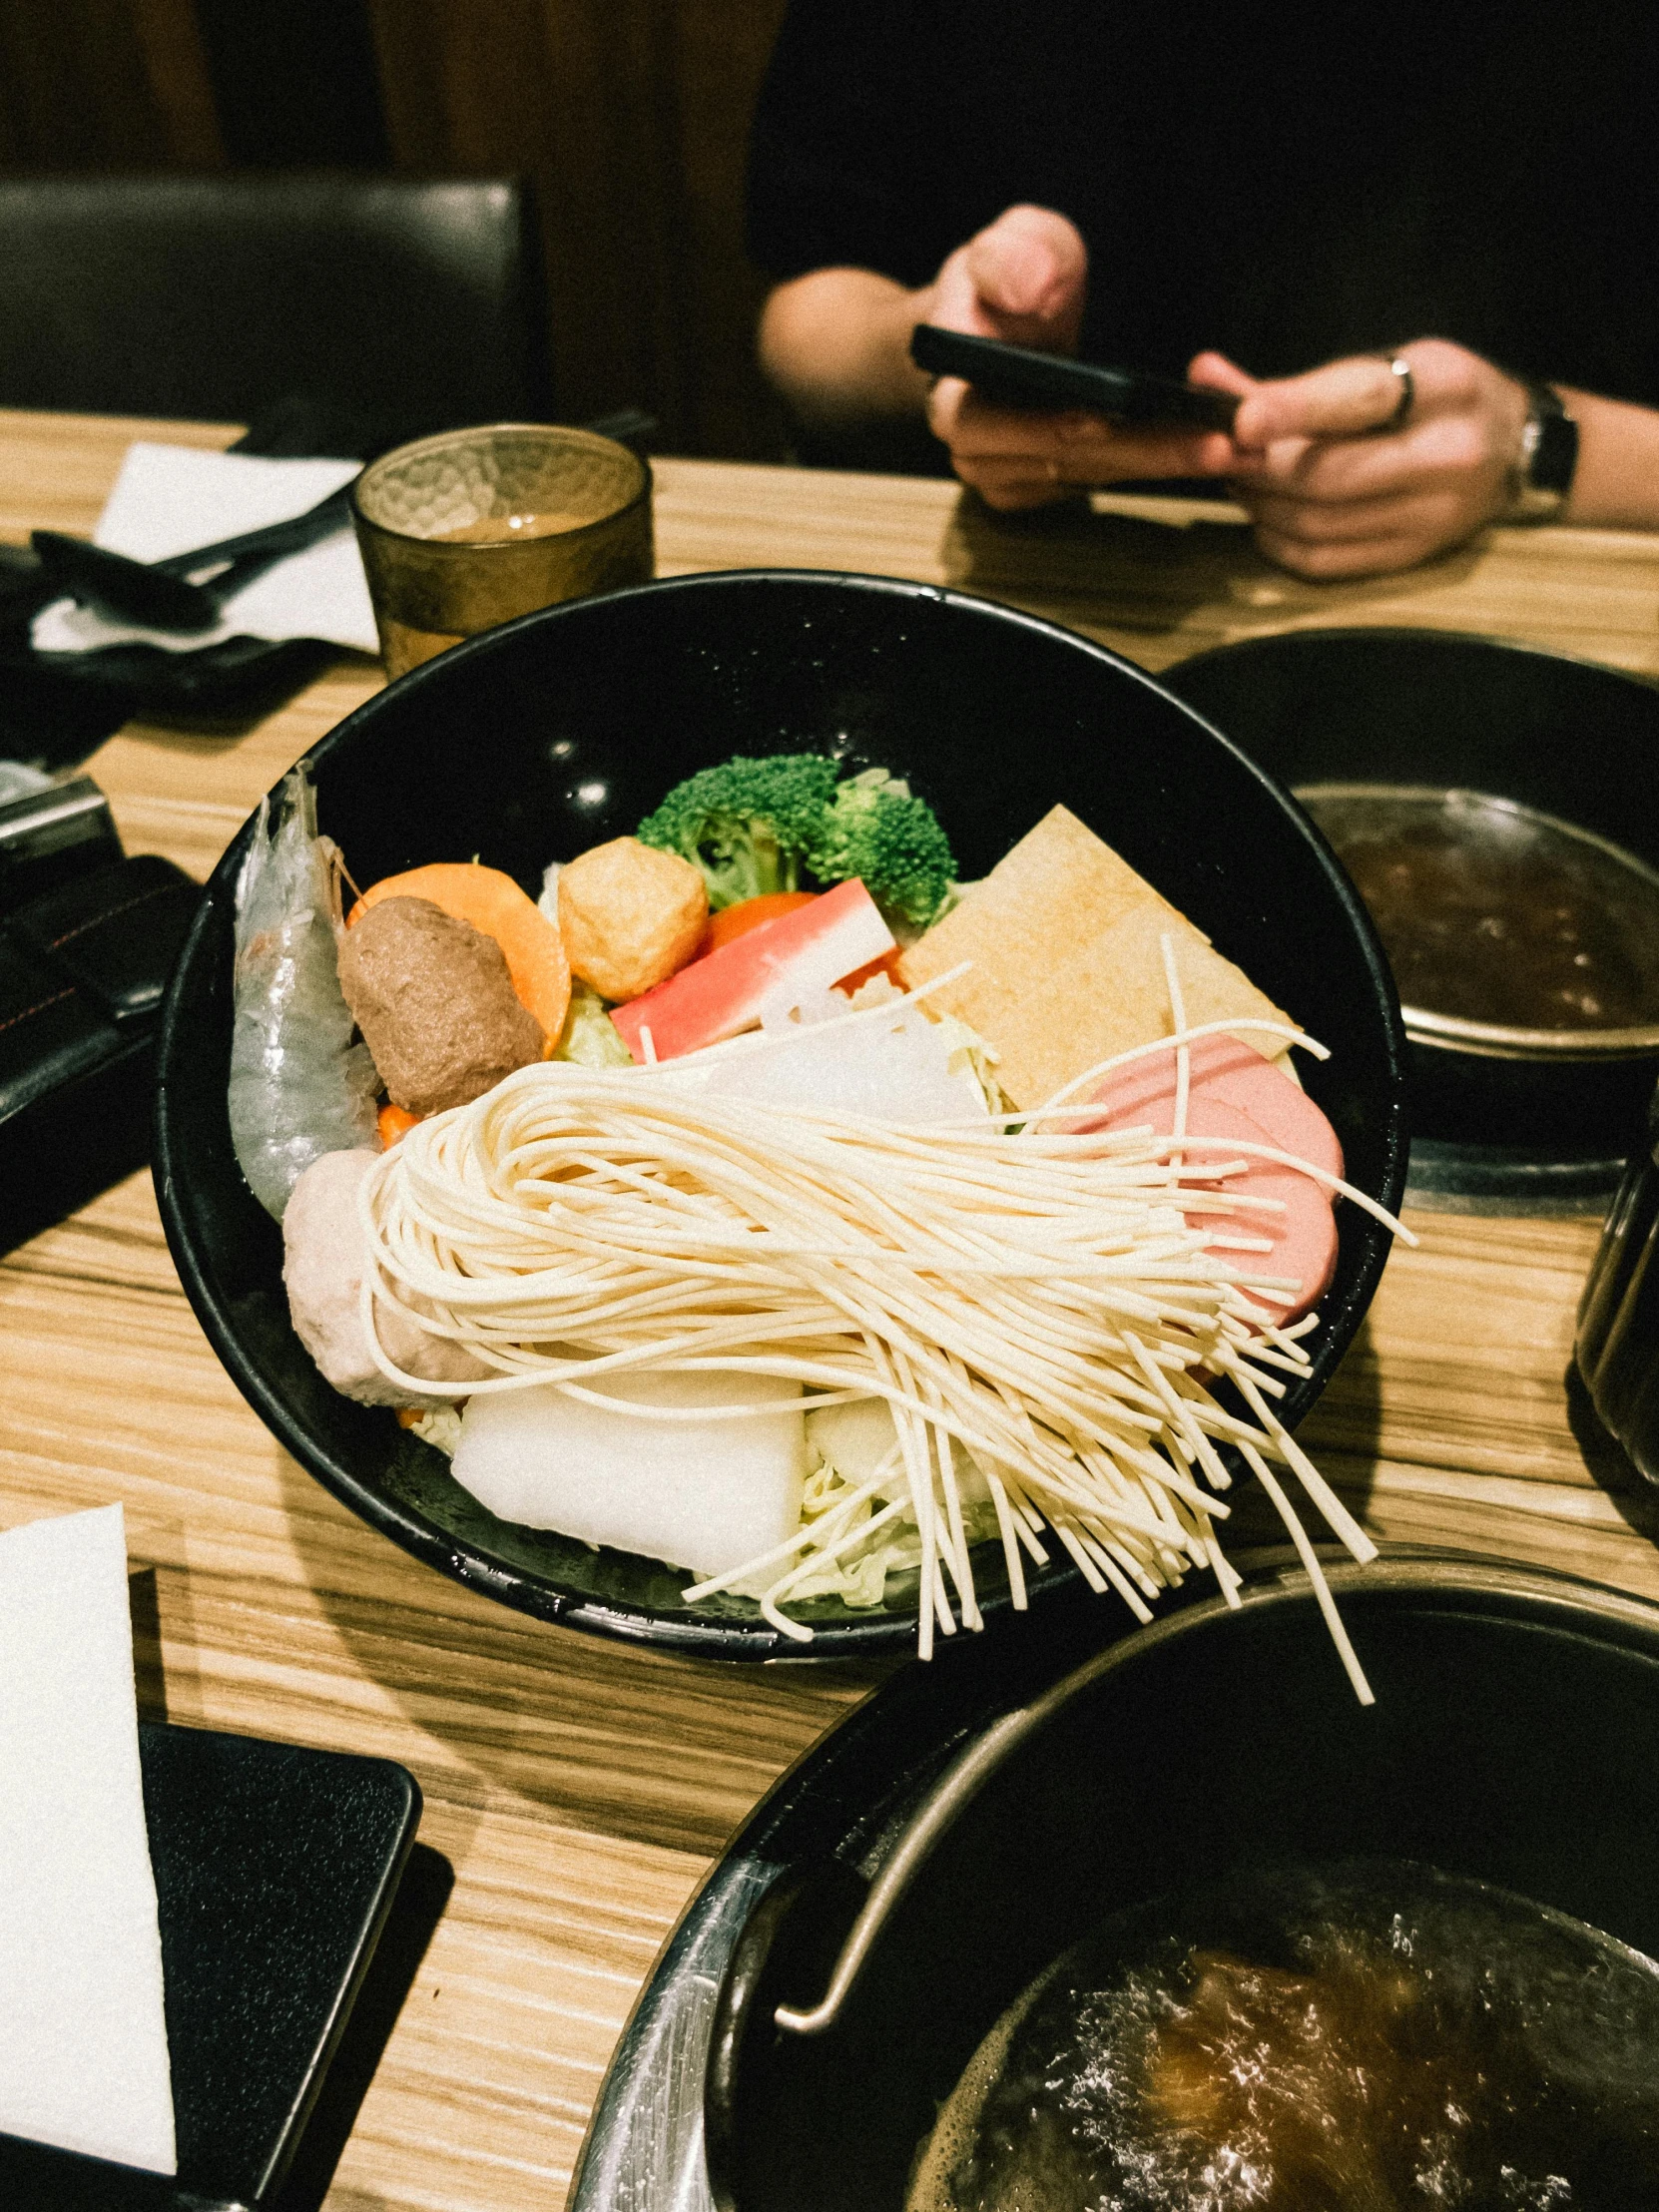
<box><xmin>1297</xmin><ymin>786</ymin><xmax>1659</xmax><ymax>1034</ymax></box>
<box><xmin>910</xmin><ymin>1860</ymin><xmax>1659</xmax><ymax>2211</ymax></box>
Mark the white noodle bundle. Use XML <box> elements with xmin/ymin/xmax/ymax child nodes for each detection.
<box><xmin>357</xmin><ymin>1038</ymin><xmax>1400</xmax><ymax>1695</ymax></box>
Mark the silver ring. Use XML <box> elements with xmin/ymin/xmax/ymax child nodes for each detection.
<box><xmin>1375</xmin><ymin>352</ymin><xmax>1414</xmax><ymax>431</ymax></box>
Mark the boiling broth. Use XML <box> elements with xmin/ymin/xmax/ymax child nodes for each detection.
<box><xmin>1298</xmin><ymin>787</ymin><xmax>1659</xmax><ymax>1033</ymax></box>
<box><xmin>909</xmin><ymin>1861</ymin><xmax>1659</xmax><ymax>2211</ymax></box>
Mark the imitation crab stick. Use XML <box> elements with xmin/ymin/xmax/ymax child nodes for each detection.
<box><xmin>701</xmin><ymin>890</ymin><xmax>820</xmax><ymax>954</ymax></box>
<box><xmin>611</xmin><ymin>876</ymin><xmax>895</xmax><ymax>1062</ymax></box>
<box><xmin>346</xmin><ymin>861</ymin><xmax>570</xmax><ymax>1043</ymax></box>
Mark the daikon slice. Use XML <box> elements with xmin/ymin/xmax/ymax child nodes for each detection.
<box><xmin>671</xmin><ymin>993</ymin><xmax>987</xmax><ymax>1122</ymax></box>
<box><xmin>450</xmin><ymin>1371</ymin><xmax>808</xmax><ymax>1576</ymax></box>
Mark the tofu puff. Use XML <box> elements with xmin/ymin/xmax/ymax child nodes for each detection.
<box><xmin>556</xmin><ymin>835</ymin><xmax>708</xmax><ymax>1002</ymax></box>
<box><xmin>897</xmin><ymin>806</ymin><xmax>1292</xmax><ymax>1111</ymax></box>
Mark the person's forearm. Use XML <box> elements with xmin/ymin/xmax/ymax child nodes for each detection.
<box><xmin>758</xmin><ymin>270</ymin><xmax>935</xmax><ymax>428</ymax></box>
<box><xmin>1559</xmin><ymin>389</ymin><xmax>1659</xmax><ymax>529</ymax></box>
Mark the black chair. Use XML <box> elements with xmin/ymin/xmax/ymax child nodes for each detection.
<box><xmin>0</xmin><ymin>172</ymin><xmax>553</xmax><ymax>435</ymax></box>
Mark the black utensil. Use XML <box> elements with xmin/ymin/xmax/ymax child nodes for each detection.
<box><xmin>31</xmin><ymin>479</ymin><xmax>357</xmax><ymax>634</ymax></box>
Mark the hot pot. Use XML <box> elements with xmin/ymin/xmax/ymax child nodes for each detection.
<box><xmin>1165</xmin><ymin>629</ymin><xmax>1659</xmax><ymax>1185</ymax></box>
<box><xmin>706</xmin><ymin>1553</ymin><xmax>1659</xmax><ymax>2211</ymax></box>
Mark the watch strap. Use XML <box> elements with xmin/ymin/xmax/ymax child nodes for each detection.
<box><xmin>1508</xmin><ymin>382</ymin><xmax>1578</xmax><ymax>521</ymax></box>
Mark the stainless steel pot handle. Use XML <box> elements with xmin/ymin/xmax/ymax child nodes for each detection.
<box><xmin>774</xmin><ymin>1707</ymin><xmax>1034</xmax><ymax>2034</ymax></box>
<box><xmin>774</xmin><ymin>1552</ymin><xmax>1585</xmax><ymax>2036</ymax></box>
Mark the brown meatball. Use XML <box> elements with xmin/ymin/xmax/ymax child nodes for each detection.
<box><xmin>558</xmin><ymin>836</ymin><xmax>708</xmax><ymax>1002</ymax></box>
<box><xmin>336</xmin><ymin>895</ymin><xmax>544</xmax><ymax>1114</ymax></box>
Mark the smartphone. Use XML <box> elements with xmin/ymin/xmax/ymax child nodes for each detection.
<box><xmin>909</xmin><ymin>324</ymin><xmax>1239</xmax><ymax>432</ymax></box>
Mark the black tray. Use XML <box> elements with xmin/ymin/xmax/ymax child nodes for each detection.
<box><xmin>0</xmin><ymin>1722</ymin><xmax>420</xmax><ymax>2209</ymax></box>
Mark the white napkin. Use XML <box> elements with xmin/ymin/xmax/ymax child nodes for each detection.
<box><xmin>31</xmin><ymin>441</ymin><xmax>379</xmax><ymax>657</ymax></box>
<box><xmin>0</xmin><ymin>1503</ymin><xmax>176</xmax><ymax>2174</ymax></box>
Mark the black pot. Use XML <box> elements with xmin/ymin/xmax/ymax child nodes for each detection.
<box><xmin>1164</xmin><ymin>629</ymin><xmax>1659</xmax><ymax>1160</ymax></box>
<box><xmin>708</xmin><ymin>1556</ymin><xmax>1659</xmax><ymax>2211</ymax></box>
<box><xmin>154</xmin><ymin>571</ymin><xmax>1407</xmax><ymax>1657</ymax></box>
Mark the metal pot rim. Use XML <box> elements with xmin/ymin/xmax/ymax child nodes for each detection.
<box><xmin>773</xmin><ymin>1550</ymin><xmax>1659</xmax><ymax>2036</ymax></box>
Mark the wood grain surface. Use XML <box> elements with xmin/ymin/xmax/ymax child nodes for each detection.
<box><xmin>5</xmin><ymin>409</ymin><xmax>1659</xmax><ymax>2209</ymax></box>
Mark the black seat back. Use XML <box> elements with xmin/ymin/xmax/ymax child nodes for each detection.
<box><xmin>0</xmin><ymin>172</ymin><xmax>552</xmax><ymax>431</ymax></box>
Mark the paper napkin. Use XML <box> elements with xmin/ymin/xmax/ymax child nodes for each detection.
<box><xmin>0</xmin><ymin>1503</ymin><xmax>176</xmax><ymax>2174</ymax></box>
<box><xmin>31</xmin><ymin>441</ymin><xmax>378</xmax><ymax>658</ymax></box>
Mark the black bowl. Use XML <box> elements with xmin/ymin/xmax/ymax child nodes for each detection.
<box><xmin>1165</xmin><ymin>629</ymin><xmax>1659</xmax><ymax>1187</ymax></box>
<box><xmin>155</xmin><ymin>572</ymin><xmax>1408</xmax><ymax>1658</ymax></box>
<box><xmin>708</xmin><ymin>1555</ymin><xmax>1659</xmax><ymax>2211</ymax></box>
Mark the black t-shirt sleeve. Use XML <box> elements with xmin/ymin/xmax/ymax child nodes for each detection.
<box><xmin>747</xmin><ymin>0</ymin><xmax>941</xmax><ymax>287</ymax></box>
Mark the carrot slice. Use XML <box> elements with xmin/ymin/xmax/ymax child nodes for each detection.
<box><xmin>347</xmin><ymin>861</ymin><xmax>571</xmax><ymax>1043</ymax></box>
<box><xmin>701</xmin><ymin>890</ymin><xmax>819</xmax><ymax>955</ymax></box>
<box><xmin>835</xmin><ymin>947</ymin><xmax>904</xmax><ymax>995</ymax></box>
<box><xmin>378</xmin><ymin>1102</ymin><xmax>422</xmax><ymax>1149</ymax></box>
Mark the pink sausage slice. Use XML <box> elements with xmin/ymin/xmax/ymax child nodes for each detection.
<box><xmin>1169</xmin><ymin>1094</ymin><xmax>1339</xmax><ymax>1319</ymax></box>
<box><xmin>1099</xmin><ymin>1033</ymin><xmax>1344</xmax><ymax>1181</ymax></box>
<box><xmin>1079</xmin><ymin>1045</ymin><xmax>1341</xmax><ymax>1320</ymax></box>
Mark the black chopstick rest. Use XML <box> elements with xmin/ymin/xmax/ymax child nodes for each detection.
<box><xmin>10</xmin><ymin>854</ymin><xmax>201</xmax><ymax>1025</ymax></box>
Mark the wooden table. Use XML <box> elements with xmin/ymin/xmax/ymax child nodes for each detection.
<box><xmin>6</xmin><ymin>409</ymin><xmax>1659</xmax><ymax>2210</ymax></box>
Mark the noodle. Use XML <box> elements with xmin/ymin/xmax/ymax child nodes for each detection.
<box><xmin>351</xmin><ymin>1011</ymin><xmax>1401</xmax><ymax>1687</ymax></box>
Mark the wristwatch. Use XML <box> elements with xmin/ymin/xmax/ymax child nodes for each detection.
<box><xmin>1506</xmin><ymin>381</ymin><xmax>1578</xmax><ymax>522</ymax></box>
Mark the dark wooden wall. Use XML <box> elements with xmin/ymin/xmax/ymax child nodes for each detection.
<box><xmin>0</xmin><ymin>0</ymin><xmax>791</xmax><ymax>457</ymax></box>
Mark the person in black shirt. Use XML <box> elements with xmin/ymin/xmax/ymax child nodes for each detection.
<box><xmin>747</xmin><ymin>1</ymin><xmax>1659</xmax><ymax>576</ymax></box>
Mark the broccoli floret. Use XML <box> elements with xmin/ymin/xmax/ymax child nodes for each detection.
<box><xmin>808</xmin><ymin>769</ymin><xmax>956</xmax><ymax>929</ymax></box>
<box><xmin>637</xmin><ymin>753</ymin><xmax>840</xmax><ymax>910</ymax></box>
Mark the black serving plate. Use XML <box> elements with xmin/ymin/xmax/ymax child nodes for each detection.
<box><xmin>155</xmin><ymin>569</ymin><xmax>1409</xmax><ymax>1658</ymax></box>
<box><xmin>1164</xmin><ymin>628</ymin><xmax>1659</xmax><ymax>1208</ymax></box>
<box><xmin>557</xmin><ymin>1551</ymin><xmax>1659</xmax><ymax>2212</ymax></box>
<box><xmin>0</xmin><ymin>1722</ymin><xmax>420</xmax><ymax>2210</ymax></box>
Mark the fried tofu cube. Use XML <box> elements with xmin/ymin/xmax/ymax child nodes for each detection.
<box><xmin>557</xmin><ymin>836</ymin><xmax>709</xmax><ymax>1002</ymax></box>
<box><xmin>895</xmin><ymin>805</ymin><xmax>1291</xmax><ymax>1110</ymax></box>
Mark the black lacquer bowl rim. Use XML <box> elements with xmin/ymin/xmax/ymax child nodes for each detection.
<box><xmin>155</xmin><ymin>569</ymin><xmax>1409</xmax><ymax>1658</ymax></box>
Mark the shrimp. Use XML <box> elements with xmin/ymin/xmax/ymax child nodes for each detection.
<box><xmin>228</xmin><ymin>764</ymin><xmax>379</xmax><ymax>1219</ymax></box>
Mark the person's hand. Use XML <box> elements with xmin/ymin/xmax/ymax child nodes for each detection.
<box><xmin>1190</xmin><ymin>340</ymin><xmax>1532</xmax><ymax>578</ymax></box>
<box><xmin>922</xmin><ymin>207</ymin><xmax>1235</xmax><ymax>508</ymax></box>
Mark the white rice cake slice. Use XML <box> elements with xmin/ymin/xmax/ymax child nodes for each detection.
<box><xmin>674</xmin><ymin>993</ymin><xmax>987</xmax><ymax>1123</ymax></box>
<box><xmin>452</xmin><ymin>1371</ymin><xmax>808</xmax><ymax>1578</ymax></box>
<box><xmin>0</xmin><ymin>1503</ymin><xmax>175</xmax><ymax>2174</ymax></box>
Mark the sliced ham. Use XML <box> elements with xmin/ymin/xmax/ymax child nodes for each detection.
<box><xmin>1080</xmin><ymin>1037</ymin><xmax>1343</xmax><ymax>1320</ymax></box>
<box><xmin>1095</xmin><ymin>1034</ymin><xmax>1341</xmax><ymax>1177</ymax></box>
<box><xmin>1168</xmin><ymin>1093</ymin><xmax>1338</xmax><ymax>1319</ymax></box>
<box><xmin>610</xmin><ymin>876</ymin><xmax>894</xmax><ymax>1062</ymax></box>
